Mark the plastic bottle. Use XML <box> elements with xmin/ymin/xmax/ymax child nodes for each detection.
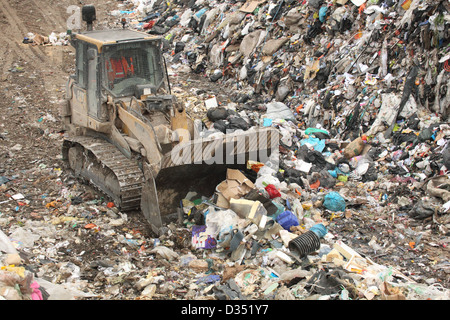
<box><xmin>343</xmin><ymin>135</ymin><xmax>367</xmax><ymax>159</ymax></box>
<box><xmin>288</xmin><ymin>223</ymin><xmax>327</xmax><ymax>257</ymax></box>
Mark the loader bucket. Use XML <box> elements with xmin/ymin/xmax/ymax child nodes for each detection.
<box><xmin>141</xmin><ymin>127</ymin><xmax>279</xmax><ymax>235</ymax></box>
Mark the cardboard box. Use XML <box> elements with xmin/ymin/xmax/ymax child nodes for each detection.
<box><xmin>215</xmin><ymin>169</ymin><xmax>255</xmax><ymax>208</ymax></box>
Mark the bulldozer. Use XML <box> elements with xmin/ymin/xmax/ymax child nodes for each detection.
<box><xmin>61</xmin><ymin>6</ymin><xmax>278</xmax><ymax>235</ymax></box>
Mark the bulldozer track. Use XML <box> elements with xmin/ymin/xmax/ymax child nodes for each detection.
<box><xmin>62</xmin><ymin>136</ymin><xmax>145</xmax><ymax>212</ymax></box>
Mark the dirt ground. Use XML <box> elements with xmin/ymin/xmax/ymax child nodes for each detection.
<box><xmin>0</xmin><ymin>0</ymin><xmax>449</xmax><ymax>300</ymax></box>
<box><xmin>0</xmin><ymin>0</ymin><xmax>155</xmax><ymax>295</ymax></box>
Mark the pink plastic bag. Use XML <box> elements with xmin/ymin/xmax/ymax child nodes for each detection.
<box><xmin>30</xmin><ymin>281</ymin><xmax>43</xmax><ymax>300</ymax></box>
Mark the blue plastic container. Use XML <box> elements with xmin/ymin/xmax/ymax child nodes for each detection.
<box><xmin>276</xmin><ymin>210</ymin><xmax>299</xmax><ymax>230</ymax></box>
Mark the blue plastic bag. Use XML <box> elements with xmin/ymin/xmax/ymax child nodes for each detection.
<box><xmin>310</xmin><ymin>223</ymin><xmax>328</xmax><ymax>238</ymax></box>
<box><xmin>276</xmin><ymin>210</ymin><xmax>299</xmax><ymax>230</ymax></box>
<box><xmin>319</xmin><ymin>6</ymin><xmax>328</xmax><ymax>22</ymax></box>
<box><xmin>263</xmin><ymin>118</ymin><xmax>273</xmax><ymax>127</ymax></box>
<box><xmin>196</xmin><ymin>274</ymin><xmax>220</xmax><ymax>285</ymax></box>
<box><xmin>323</xmin><ymin>192</ymin><xmax>346</xmax><ymax>212</ymax></box>
<box><xmin>300</xmin><ymin>136</ymin><xmax>325</xmax><ymax>152</ymax></box>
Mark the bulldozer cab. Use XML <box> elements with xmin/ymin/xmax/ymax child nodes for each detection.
<box><xmin>103</xmin><ymin>37</ymin><xmax>168</xmax><ymax>97</ymax></box>
<box><xmin>70</xmin><ymin>29</ymin><xmax>169</xmax><ymax>119</ymax></box>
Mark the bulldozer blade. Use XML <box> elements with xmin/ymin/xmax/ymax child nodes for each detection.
<box><xmin>141</xmin><ymin>175</ymin><xmax>164</xmax><ymax>235</ymax></box>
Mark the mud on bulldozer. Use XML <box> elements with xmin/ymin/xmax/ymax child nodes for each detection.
<box><xmin>61</xmin><ymin>6</ymin><xmax>278</xmax><ymax>235</ymax></box>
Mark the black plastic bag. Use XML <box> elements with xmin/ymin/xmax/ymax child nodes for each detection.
<box><xmin>207</xmin><ymin>107</ymin><xmax>229</xmax><ymax>121</ymax></box>
<box><xmin>227</xmin><ymin>117</ymin><xmax>250</xmax><ymax>131</ymax></box>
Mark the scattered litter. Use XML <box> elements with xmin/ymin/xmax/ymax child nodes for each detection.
<box><xmin>2</xmin><ymin>0</ymin><xmax>449</xmax><ymax>301</ymax></box>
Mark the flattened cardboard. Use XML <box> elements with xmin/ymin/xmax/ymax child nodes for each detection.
<box><xmin>240</xmin><ymin>0</ymin><xmax>266</xmax><ymax>13</ymax></box>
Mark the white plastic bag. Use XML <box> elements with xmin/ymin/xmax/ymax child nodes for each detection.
<box><xmin>0</xmin><ymin>229</ymin><xmax>17</xmax><ymax>254</ymax></box>
<box><xmin>205</xmin><ymin>208</ymin><xmax>240</xmax><ymax>241</ymax></box>
<box><xmin>255</xmin><ymin>174</ymin><xmax>280</xmax><ymax>190</ymax></box>
<box><xmin>150</xmin><ymin>246</ymin><xmax>179</xmax><ymax>261</ymax></box>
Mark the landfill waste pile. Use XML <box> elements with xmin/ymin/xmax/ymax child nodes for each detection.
<box><xmin>1</xmin><ymin>0</ymin><xmax>450</xmax><ymax>301</ymax></box>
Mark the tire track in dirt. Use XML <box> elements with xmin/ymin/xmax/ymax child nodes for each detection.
<box><xmin>0</xmin><ymin>0</ymin><xmax>47</xmax><ymax>63</ymax></box>
<box><xmin>0</xmin><ymin>43</ymin><xmax>14</xmax><ymax>81</ymax></box>
<box><xmin>30</xmin><ymin>0</ymin><xmax>68</xmax><ymax>32</ymax></box>
<box><xmin>0</xmin><ymin>37</ymin><xmax>32</xmax><ymax>65</ymax></box>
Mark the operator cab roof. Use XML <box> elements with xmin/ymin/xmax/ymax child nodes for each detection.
<box><xmin>74</xmin><ymin>29</ymin><xmax>160</xmax><ymax>52</ymax></box>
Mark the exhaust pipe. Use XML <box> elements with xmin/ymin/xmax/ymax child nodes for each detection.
<box><xmin>82</xmin><ymin>5</ymin><xmax>96</xmax><ymax>31</ymax></box>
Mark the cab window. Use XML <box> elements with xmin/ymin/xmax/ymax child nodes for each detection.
<box><xmin>103</xmin><ymin>41</ymin><xmax>165</xmax><ymax>97</ymax></box>
<box><xmin>76</xmin><ymin>41</ymin><xmax>87</xmax><ymax>88</ymax></box>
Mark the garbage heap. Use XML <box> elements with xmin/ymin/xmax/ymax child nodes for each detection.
<box><xmin>121</xmin><ymin>0</ymin><xmax>449</xmax><ymax>121</ymax></box>
<box><xmin>111</xmin><ymin>0</ymin><xmax>450</xmax><ymax>299</ymax></box>
<box><xmin>121</xmin><ymin>0</ymin><xmax>450</xmax><ymax>296</ymax></box>
<box><xmin>2</xmin><ymin>0</ymin><xmax>449</xmax><ymax>300</ymax></box>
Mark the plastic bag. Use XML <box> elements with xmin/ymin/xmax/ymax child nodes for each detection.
<box><xmin>323</xmin><ymin>192</ymin><xmax>346</xmax><ymax>212</ymax></box>
<box><xmin>150</xmin><ymin>246</ymin><xmax>179</xmax><ymax>261</ymax></box>
<box><xmin>8</xmin><ymin>228</ymin><xmax>40</xmax><ymax>248</ymax></box>
<box><xmin>276</xmin><ymin>210</ymin><xmax>299</xmax><ymax>230</ymax></box>
<box><xmin>301</xmin><ymin>136</ymin><xmax>325</xmax><ymax>152</ymax></box>
<box><xmin>0</xmin><ymin>229</ymin><xmax>18</xmax><ymax>254</ymax></box>
<box><xmin>265</xmin><ymin>102</ymin><xmax>295</xmax><ymax>121</ymax></box>
<box><xmin>205</xmin><ymin>208</ymin><xmax>240</xmax><ymax>242</ymax></box>
<box><xmin>265</xmin><ymin>184</ymin><xmax>281</xmax><ymax>199</ymax></box>
<box><xmin>255</xmin><ymin>174</ymin><xmax>280</xmax><ymax>190</ymax></box>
